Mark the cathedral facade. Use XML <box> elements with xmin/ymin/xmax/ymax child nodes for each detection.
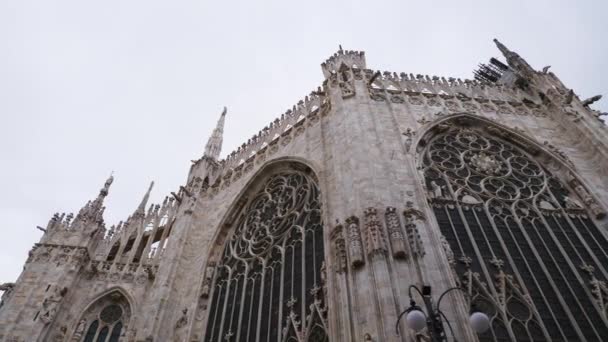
<box><xmin>1</xmin><ymin>40</ymin><xmax>608</xmax><ymax>342</ymax></box>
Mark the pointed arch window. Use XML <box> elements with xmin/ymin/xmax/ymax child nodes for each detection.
<box><xmin>204</xmin><ymin>168</ymin><xmax>328</xmax><ymax>342</ymax></box>
<box><xmin>421</xmin><ymin>123</ymin><xmax>608</xmax><ymax>341</ymax></box>
<box><xmin>73</xmin><ymin>291</ymin><xmax>130</xmax><ymax>342</ymax></box>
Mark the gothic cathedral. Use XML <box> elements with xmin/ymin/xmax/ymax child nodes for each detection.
<box><xmin>1</xmin><ymin>40</ymin><xmax>608</xmax><ymax>342</ymax></box>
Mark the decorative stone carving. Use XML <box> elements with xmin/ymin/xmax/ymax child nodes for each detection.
<box><xmin>481</xmin><ymin>103</ymin><xmax>495</xmax><ymax>112</ymax></box>
<box><xmin>542</xmin><ymin>141</ymin><xmax>573</xmax><ymax>166</ymax></box>
<box><xmin>40</xmin><ymin>285</ymin><xmax>67</xmax><ymax>324</ymax></box>
<box><xmin>427</xmin><ymin>98</ymin><xmax>441</xmax><ymax>107</ymax></box>
<box><xmin>52</xmin><ymin>325</ymin><xmax>67</xmax><ymax>342</ymax></box>
<box><xmin>402</xmin><ymin>128</ymin><xmax>414</xmax><ymax>153</ymax></box>
<box><xmin>385</xmin><ymin>207</ymin><xmax>407</xmax><ymax>259</ymax></box>
<box><xmin>429</xmin><ymin>181</ymin><xmax>444</xmax><ymax>199</ymax></box>
<box><xmin>175</xmin><ymin>308</ymin><xmax>189</xmax><ymax>330</ymax></box>
<box><xmin>417</xmin><ymin>116</ymin><xmax>431</xmax><ymax>125</ymax></box>
<box><xmin>200</xmin><ymin>262</ymin><xmax>216</xmax><ymax>298</ymax></box>
<box><xmin>369</xmin><ymin>88</ymin><xmax>386</xmax><ymax>101</ymax></box>
<box><xmin>445</xmin><ymin>100</ymin><xmax>459</xmax><ymax>110</ymax></box>
<box><xmin>338</xmin><ymin>64</ymin><xmax>355</xmax><ymax>99</ymax></box>
<box><xmin>339</xmin><ymin>82</ymin><xmax>355</xmax><ymax>99</ymax></box>
<box><xmin>363</xmin><ymin>207</ymin><xmax>387</xmax><ymax>256</ymax></box>
<box><xmin>563</xmin><ymin>195</ymin><xmax>583</xmax><ymax>209</ymax></box>
<box><xmin>71</xmin><ymin>319</ymin><xmax>87</xmax><ymax>341</ymax></box>
<box><xmin>403</xmin><ymin>202</ymin><xmax>426</xmax><ymax>259</ymax></box>
<box><xmin>439</xmin><ymin>234</ymin><xmax>454</xmax><ymax>265</ymax></box>
<box><xmin>470</xmin><ymin>152</ymin><xmax>502</xmax><ymax>174</ymax></box>
<box><xmin>346</xmin><ymin>216</ymin><xmax>364</xmax><ymax>268</ymax></box>
<box><xmin>569</xmin><ymin>176</ymin><xmax>606</xmax><ymax>219</ymax></box>
<box><xmin>330</xmin><ymin>224</ymin><xmax>347</xmax><ymax>273</ymax></box>
<box><xmin>463</xmin><ymin>101</ymin><xmax>478</xmax><ymax>111</ymax></box>
<box><xmin>408</xmin><ymin>95</ymin><xmax>424</xmax><ymax>105</ymax></box>
<box><xmin>390</xmin><ymin>95</ymin><xmax>404</xmax><ymax>104</ymax></box>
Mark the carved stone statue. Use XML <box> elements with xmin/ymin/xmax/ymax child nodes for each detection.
<box><xmin>403</xmin><ymin>202</ymin><xmax>426</xmax><ymax>259</ymax></box>
<box><xmin>363</xmin><ymin>207</ymin><xmax>387</xmax><ymax>256</ymax></box>
<box><xmin>331</xmin><ymin>225</ymin><xmax>348</xmax><ymax>273</ymax></box>
<box><xmin>439</xmin><ymin>234</ymin><xmax>454</xmax><ymax>264</ymax></box>
<box><xmin>570</xmin><ymin>177</ymin><xmax>606</xmax><ymax>219</ymax></box>
<box><xmin>71</xmin><ymin>319</ymin><xmax>87</xmax><ymax>341</ymax></box>
<box><xmin>402</xmin><ymin>128</ymin><xmax>414</xmax><ymax>153</ymax></box>
<box><xmin>346</xmin><ymin>217</ymin><xmax>365</xmax><ymax>267</ymax></box>
<box><xmin>174</xmin><ymin>308</ymin><xmax>189</xmax><ymax>342</ymax></box>
<box><xmin>200</xmin><ymin>263</ymin><xmax>215</xmax><ymax>298</ymax></box>
<box><xmin>385</xmin><ymin>207</ymin><xmax>408</xmax><ymax>259</ymax></box>
<box><xmin>40</xmin><ymin>286</ymin><xmax>67</xmax><ymax>324</ymax></box>
<box><xmin>429</xmin><ymin>181</ymin><xmax>443</xmax><ymax>199</ymax></box>
<box><xmin>563</xmin><ymin>195</ymin><xmax>582</xmax><ymax>209</ymax></box>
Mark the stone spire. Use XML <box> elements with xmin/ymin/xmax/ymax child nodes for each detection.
<box><xmin>204</xmin><ymin>107</ymin><xmax>227</xmax><ymax>160</ymax></box>
<box><xmin>493</xmin><ymin>38</ymin><xmax>535</xmax><ymax>77</ymax></box>
<box><xmin>133</xmin><ymin>181</ymin><xmax>154</xmax><ymax>218</ymax></box>
<box><xmin>68</xmin><ymin>174</ymin><xmax>114</xmax><ymax>230</ymax></box>
<box><xmin>89</xmin><ymin>173</ymin><xmax>113</xmax><ymax>213</ymax></box>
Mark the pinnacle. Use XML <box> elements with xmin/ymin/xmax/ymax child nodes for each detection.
<box><xmin>203</xmin><ymin>106</ymin><xmax>227</xmax><ymax>160</ymax></box>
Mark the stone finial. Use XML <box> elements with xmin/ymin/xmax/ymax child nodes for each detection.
<box><xmin>203</xmin><ymin>107</ymin><xmax>227</xmax><ymax>160</ymax></box>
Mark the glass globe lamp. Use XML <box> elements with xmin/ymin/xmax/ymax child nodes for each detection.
<box><xmin>469</xmin><ymin>311</ymin><xmax>490</xmax><ymax>333</ymax></box>
<box><xmin>405</xmin><ymin>309</ymin><xmax>427</xmax><ymax>332</ymax></box>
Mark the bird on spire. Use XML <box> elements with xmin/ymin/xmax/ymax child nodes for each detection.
<box><xmin>204</xmin><ymin>107</ymin><xmax>227</xmax><ymax>160</ymax></box>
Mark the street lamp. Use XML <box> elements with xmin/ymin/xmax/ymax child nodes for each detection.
<box><xmin>396</xmin><ymin>285</ymin><xmax>490</xmax><ymax>341</ymax></box>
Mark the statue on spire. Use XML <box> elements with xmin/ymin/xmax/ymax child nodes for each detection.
<box><xmin>67</xmin><ymin>173</ymin><xmax>114</xmax><ymax>231</ymax></box>
<box><xmin>89</xmin><ymin>173</ymin><xmax>114</xmax><ymax>213</ymax></box>
<box><xmin>99</xmin><ymin>172</ymin><xmax>114</xmax><ymax>197</ymax></box>
<box><xmin>203</xmin><ymin>107</ymin><xmax>227</xmax><ymax>160</ymax></box>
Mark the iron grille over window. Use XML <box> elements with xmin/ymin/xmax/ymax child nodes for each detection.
<box><xmin>204</xmin><ymin>170</ymin><xmax>328</xmax><ymax>342</ymax></box>
<box><xmin>422</xmin><ymin>126</ymin><xmax>608</xmax><ymax>341</ymax></box>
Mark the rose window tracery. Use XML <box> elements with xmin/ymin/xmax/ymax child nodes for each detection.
<box><xmin>204</xmin><ymin>169</ymin><xmax>328</xmax><ymax>342</ymax></box>
<box><xmin>422</xmin><ymin>124</ymin><xmax>608</xmax><ymax>341</ymax></box>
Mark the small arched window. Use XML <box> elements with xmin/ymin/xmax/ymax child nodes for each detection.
<box><xmin>72</xmin><ymin>291</ymin><xmax>130</xmax><ymax>342</ymax></box>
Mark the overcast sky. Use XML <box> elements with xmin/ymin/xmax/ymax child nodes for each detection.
<box><xmin>1</xmin><ymin>0</ymin><xmax>606</xmax><ymax>284</ymax></box>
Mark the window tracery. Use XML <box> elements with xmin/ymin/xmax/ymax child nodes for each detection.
<box><xmin>204</xmin><ymin>169</ymin><xmax>328</xmax><ymax>342</ymax></box>
<box><xmin>72</xmin><ymin>291</ymin><xmax>130</xmax><ymax>342</ymax></box>
<box><xmin>422</xmin><ymin>124</ymin><xmax>608</xmax><ymax>341</ymax></box>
